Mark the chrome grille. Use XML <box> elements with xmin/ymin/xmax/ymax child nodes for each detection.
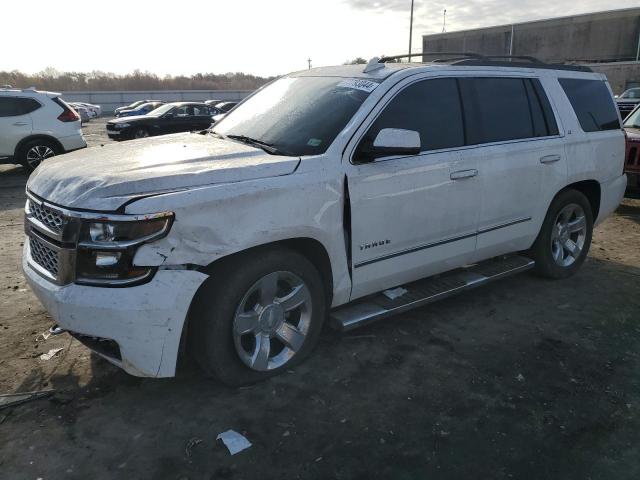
<box><xmin>29</xmin><ymin>200</ymin><xmax>64</xmax><ymax>233</ymax></box>
<box><xmin>29</xmin><ymin>235</ymin><xmax>59</xmax><ymax>278</ymax></box>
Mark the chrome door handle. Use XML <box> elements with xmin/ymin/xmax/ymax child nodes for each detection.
<box><xmin>540</xmin><ymin>154</ymin><xmax>561</xmax><ymax>164</ymax></box>
<box><xmin>450</xmin><ymin>169</ymin><xmax>478</xmax><ymax>180</ymax></box>
<box><xmin>12</xmin><ymin>122</ymin><xmax>29</xmax><ymax>126</ymax></box>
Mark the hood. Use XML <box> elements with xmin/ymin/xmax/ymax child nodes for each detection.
<box><xmin>27</xmin><ymin>133</ymin><xmax>301</xmax><ymax>211</ymax></box>
<box><xmin>109</xmin><ymin>114</ymin><xmax>151</xmax><ymax>123</ymax></box>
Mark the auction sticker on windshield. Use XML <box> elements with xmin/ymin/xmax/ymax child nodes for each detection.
<box><xmin>336</xmin><ymin>79</ymin><xmax>378</xmax><ymax>93</ymax></box>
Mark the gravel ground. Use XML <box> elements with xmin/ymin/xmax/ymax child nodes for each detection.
<box><xmin>0</xmin><ymin>120</ymin><xmax>639</xmax><ymax>479</ymax></box>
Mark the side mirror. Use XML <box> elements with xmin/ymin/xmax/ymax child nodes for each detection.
<box><xmin>163</xmin><ymin>112</ymin><xmax>174</xmax><ymax>119</ymax></box>
<box><xmin>356</xmin><ymin>128</ymin><xmax>421</xmax><ymax>162</ymax></box>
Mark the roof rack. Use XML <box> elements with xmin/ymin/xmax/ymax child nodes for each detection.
<box><xmin>365</xmin><ymin>52</ymin><xmax>592</xmax><ymax>73</ymax></box>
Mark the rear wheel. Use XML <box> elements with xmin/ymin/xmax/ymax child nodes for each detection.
<box><xmin>18</xmin><ymin>139</ymin><xmax>59</xmax><ymax>173</ymax></box>
<box><xmin>530</xmin><ymin>189</ymin><xmax>593</xmax><ymax>279</ymax></box>
<box><xmin>189</xmin><ymin>247</ymin><xmax>326</xmax><ymax>385</ymax></box>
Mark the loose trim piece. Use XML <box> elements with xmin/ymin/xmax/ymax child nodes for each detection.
<box><xmin>354</xmin><ymin>217</ymin><xmax>531</xmax><ymax>268</ymax></box>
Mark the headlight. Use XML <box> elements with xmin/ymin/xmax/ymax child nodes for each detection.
<box><xmin>115</xmin><ymin>123</ymin><xmax>130</xmax><ymax>129</ymax></box>
<box><xmin>75</xmin><ymin>212</ymin><xmax>173</xmax><ymax>286</ymax></box>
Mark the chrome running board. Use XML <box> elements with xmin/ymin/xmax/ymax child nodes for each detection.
<box><xmin>330</xmin><ymin>255</ymin><xmax>534</xmax><ymax>331</ymax></box>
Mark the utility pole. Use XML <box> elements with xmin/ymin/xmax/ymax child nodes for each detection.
<box><xmin>307</xmin><ymin>58</ymin><xmax>312</xmax><ymax>70</ymax></box>
<box><xmin>408</xmin><ymin>0</ymin><xmax>414</xmax><ymax>59</ymax></box>
<box><xmin>442</xmin><ymin>9</ymin><xmax>447</xmax><ymax>33</ymax></box>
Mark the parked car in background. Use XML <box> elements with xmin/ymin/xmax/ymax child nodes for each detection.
<box><xmin>74</xmin><ymin>102</ymin><xmax>101</xmax><ymax>117</ymax></box>
<box><xmin>106</xmin><ymin>102</ymin><xmax>214</xmax><ymax>140</ymax></box>
<box><xmin>214</xmin><ymin>101</ymin><xmax>238</xmax><ymax>113</ymax></box>
<box><xmin>0</xmin><ymin>87</ymin><xmax>85</xmax><ymax>172</ymax></box>
<box><xmin>616</xmin><ymin>87</ymin><xmax>640</xmax><ymax>119</ymax></box>
<box><xmin>114</xmin><ymin>100</ymin><xmax>158</xmax><ymax>116</ymax></box>
<box><xmin>211</xmin><ymin>112</ymin><xmax>227</xmax><ymax>124</ymax></box>
<box><xmin>117</xmin><ymin>101</ymin><xmax>164</xmax><ymax>118</ymax></box>
<box><xmin>69</xmin><ymin>103</ymin><xmax>91</xmax><ymax>123</ymax></box>
<box><xmin>23</xmin><ymin>58</ymin><xmax>625</xmax><ymax>384</ymax></box>
<box><xmin>623</xmin><ymin>104</ymin><xmax>640</xmax><ymax>188</ymax></box>
<box><xmin>205</xmin><ymin>99</ymin><xmax>223</xmax><ymax>108</ymax></box>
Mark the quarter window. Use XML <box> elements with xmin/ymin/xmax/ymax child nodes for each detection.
<box><xmin>558</xmin><ymin>78</ymin><xmax>620</xmax><ymax>132</ymax></box>
<box><xmin>359</xmin><ymin>78</ymin><xmax>465</xmax><ymax>156</ymax></box>
<box><xmin>0</xmin><ymin>97</ymin><xmax>41</xmax><ymax>117</ymax></box>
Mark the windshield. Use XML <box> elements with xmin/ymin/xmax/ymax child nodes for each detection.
<box><xmin>214</xmin><ymin>76</ymin><xmax>376</xmax><ymax>156</ymax></box>
<box><xmin>148</xmin><ymin>104</ymin><xmax>174</xmax><ymax>116</ymax></box>
<box><xmin>623</xmin><ymin>106</ymin><xmax>640</xmax><ymax>128</ymax></box>
<box><xmin>620</xmin><ymin>88</ymin><xmax>640</xmax><ymax>99</ymax></box>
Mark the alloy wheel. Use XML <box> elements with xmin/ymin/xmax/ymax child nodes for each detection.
<box><xmin>26</xmin><ymin>145</ymin><xmax>55</xmax><ymax>169</ymax></box>
<box><xmin>233</xmin><ymin>271</ymin><xmax>312</xmax><ymax>371</ymax></box>
<box><xmin>550</xmin><ymin>203</ymin><xmax>587</xmax><ymax>267</ymax></box>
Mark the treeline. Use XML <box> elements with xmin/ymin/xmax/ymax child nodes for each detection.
<box><xmin>0</xmin><ymin>68</ymin><xmax>274</xmax><ymax>91</ymax></box>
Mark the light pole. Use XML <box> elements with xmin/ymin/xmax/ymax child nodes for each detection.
<box><xmin>408</xmin><ymin>0</ymin><xmax>414</xmax><ymax>59</ymax></box>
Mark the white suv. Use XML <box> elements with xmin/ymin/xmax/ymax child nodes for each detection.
<box><xmin>0</xmin><ymin>87</ymin><xmax>86</xmax><ymax>172</ymax></box>
<box><xmin>22</xmin><ymin>56</ymin><xmax>626</xmax><ymax>384</ymax></box>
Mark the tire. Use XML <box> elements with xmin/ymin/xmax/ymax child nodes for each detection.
<box><xmin>530</xmin><ymin>189</ymin><xmax>593</xmax><ymax>279</ymax></box>
<box><xmin>18</xmin><ymin>139</ymin><xmax>59</xmax><ymax>173</ymax></box>
<box><xmin>132</xmin><ymin>127</ymin><xmax>149</xmax><ymax>139</ymax></box>
<box><xmin>188</xmin><ymin>247</ymin><xmax>327</xmax><ymax>385</ymax></box>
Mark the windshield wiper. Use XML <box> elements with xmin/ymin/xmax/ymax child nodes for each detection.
<box><xmin>225</xmin><ymin>134</ymin><xmax>288</xmax><ymax>156</ymax></box>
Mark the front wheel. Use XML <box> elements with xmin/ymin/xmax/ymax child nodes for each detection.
<box><xmin>132</xmin><ymin>127</ymin><xmax>149</xmax><ymax>139</ymax></box>
<box><xmin>530</xmin><ymin>189</ymin><xmax>593</xmax><ymax>279</ymax></box>
<box><xmin>19</xmin><ymin>140</ymin><xmax>59</xmax><ymax>173</ymax></box>
<box><xmin>189</xmin><ymin>247</ymin><xmax>326</xmax><ymax>385</ymax></box>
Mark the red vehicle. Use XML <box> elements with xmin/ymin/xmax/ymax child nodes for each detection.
<box><xmin>624</xmin><ymin>104</ymin><xmax>640</xmax><ymax>188</ymax></box>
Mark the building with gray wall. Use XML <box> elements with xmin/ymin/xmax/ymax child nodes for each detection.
<box><xmin>422</xmin><ymin>8</ymin><xmax>640</xmax><ymax>93</ymax></box>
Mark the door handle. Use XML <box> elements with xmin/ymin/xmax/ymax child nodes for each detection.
<box><xmin>13</xmin><ymin>122</ymin><xmax>29</xmax><ymax>126</ymax></box>
<box><xmin>540</xmin><ymin>154</ymin><xmax>561</xmax><ymax>164</ymax></box>
<box><xmin>450</xmin><ymin>169</ymin><xmax>478</xmax><ymax>180</ymax></box>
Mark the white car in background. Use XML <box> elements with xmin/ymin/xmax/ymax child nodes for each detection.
<box><xmin>69</xmin><ymin>103</ymin><xmax>91</xmax><ymax>123</ymax></box>
<box><xmin>74</xmin><ymin>102</ymin><xmax>101</xmax><ymax>118</ymax></box>
<box><xmin>0</xmin><ymin>87</ymin><xmax>86</xmax><ymax>172</ymax></box>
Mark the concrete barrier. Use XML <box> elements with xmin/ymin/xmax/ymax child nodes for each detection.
<box><xmin>61</xmin><ymin>90</ymin><xmax>253</xmax><ymax>113</ymax></box>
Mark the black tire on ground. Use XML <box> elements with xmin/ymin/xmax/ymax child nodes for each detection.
<box><xmin>18</xmin><ymin>139</ymin><xmax>60</xmax><ymax>173</ymax></box>
<box><xmin>188</xmin><ymin>247</ymin><xmax>327</xmax><ymax>386</ymax></box>
<box><xmin>530</xmin><ymin>189</ymin><xmax>594</xmax><ymax>279</ymax></box>
<box><xmin>131</xmin><ymin>127</ymin><xmax>149</xmax><ymax>139</ymax></box>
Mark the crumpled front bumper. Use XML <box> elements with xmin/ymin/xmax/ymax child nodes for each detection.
<box><xmin>23</xmin><ymin>247</ymin><xmax>208</xmax><ymax>377</ymax></box>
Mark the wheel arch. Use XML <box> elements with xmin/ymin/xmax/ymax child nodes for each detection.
<box><xmin>557</xmin><ymin>180</ymin><xmax>601</xmax><ymax>221</ymax></box>
<box><xmin>177</xmin><ymin>237</ymin><xmax>334</xmax><ymax>371</ymax></box>
<box><xmin>14</xmin><ymin>134</ymin><xmax>65</xmax><ymax>157</ymax></box>
<box><xmin>199</xmin><ymin>237</ymin><xmax>334</xmax><ymax>305</ymax></box>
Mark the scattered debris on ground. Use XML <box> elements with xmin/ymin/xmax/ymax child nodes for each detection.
<box><xmin>216</xmin><ymin>430</ymin><xmax>252</xmax><ymax>455</ymax></box>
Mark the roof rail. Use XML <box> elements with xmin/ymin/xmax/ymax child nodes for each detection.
<box><xmin>365</xmin><ymin>52</ymin><xmax>593</xmax><ymax>73</ymax></box>
<box><xmin>379</xmin><ymin>52</ymin><xmax>486</xmax><ymax>63</ymax></box>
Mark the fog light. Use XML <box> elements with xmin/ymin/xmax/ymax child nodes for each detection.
<box><xmin>95</xmin><ymin>251</ymin><xmax>121</xmax><ymax>267</ymax></box>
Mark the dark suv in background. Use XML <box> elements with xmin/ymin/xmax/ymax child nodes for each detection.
<box><xmin>106</xmin><ymin>102</ymin><xmax>214</xmax><ymax>140</ymax></box>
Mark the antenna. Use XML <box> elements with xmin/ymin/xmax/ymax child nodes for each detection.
<box><xmin>408</xmin><ymin>0</ymin><xmax>415</xmax><ymax>59</ymax></box>
<box><xmin>442</xmin><ymin>9</ymin><xmax>447</xmax><ymax>33</ymax></box>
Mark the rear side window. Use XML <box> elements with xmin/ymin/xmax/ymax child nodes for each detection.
<box><xmin>558</xmin><ymin>78</ymin><xmax>620</xmax><ymax>132</ymax></box>
<box><xmin>0</xmin><ymin>97</ymin><xmax>41</xmax><ymax>117</ymax></box>
<box><xmin>459</xmin><ymin>78</ymin><xmax>536</xmax><ymax>144</ymax></box>
<box><xmin>361</xmin><ymin>78</ymin><xmax>465</xmax><ymax>152</ymax></box>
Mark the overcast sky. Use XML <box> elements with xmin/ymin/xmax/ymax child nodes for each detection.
<box><xmin>2</xmin><ymin>0</ymin><xmax>638</xmax><ymax>77</ymax></box>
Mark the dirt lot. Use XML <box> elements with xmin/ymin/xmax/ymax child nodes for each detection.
<box><xmin>1</xmin><ymin>119</ymin><xmax>639</xmax><ymax>479</ymax></box>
